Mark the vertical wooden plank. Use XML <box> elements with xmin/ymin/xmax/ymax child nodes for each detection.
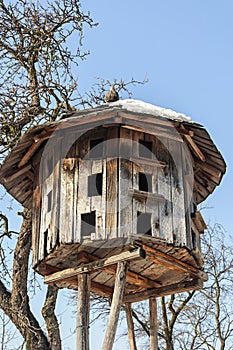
<box><xmin>59</xmin><ymin>141</ymin><xmax>76</xmax><ymax>244</ymax></box>
<box><xmin>32</xmin><ymin>160</ymin><xmax>41</xmax><ymax>267</ymax></box>
<box><xmin>102</xmin><ymin>261</ymin><xmax>127</xmax><ymax>350</ymax></box>
<box><xmin>168</xmin><ymin>139</ymin><xmax>186</xmax><ymax>246</ymax></box>
<box><xmin>77</xmin><ymin>159</ymin><xmax>92</xmax><ymax>241</ymax></box>
<box><xmin>91</xmin><ymin>159</ymin><xmax>105</xmax><ymax>240</ymax></box>
<box><xmin>107</xmin><ymin>126</ymin><xmax>119</xmax><ymax>158</ymax></box>
<box><xmin>181</xmin><ymin>142</ymin><xmax>194</xmax><ymax>249</ymax></box>
<box><xmin>119</xmin><ymin>158</ymin><xmax>133</xmax><ymax>238</ymax></box>
<box><xmin>156</xmin><ymin>137</ymin><xmax>173</xmax><ymax>242</ymax></box>
<box><xmin>73</xmin><ymin>138</ymin><xmax>80</xmax><ymax>243</ymax></box>
<box><xmin>120</xmin><ymin>127</ymin><xmax>132</xmax><ymax>159</ymax></box>
<box><xmin>101</xmin><ymin>159</ymin><xmax>107</xmax><ymax>240</ymax></box>
<box><xmin>119</xmin><ymin>127</ymin><xmax>133</xmax><ymax>238</ymax></box>
<box><xmin>125</xmin><ymin>303</ymin><xmax>138</xmax><ymax>350</ymax></box>
<box><xmin>132</xmin><ymin>129</ymin><xmax>144</xmax><ymax>159</ymax></box>
<box><xmin>77</xmin><ymin>273</ymin><xmax>90</xmax><ymax>350</ymax></box>
<box><xmin>39</xmin><ymin>141</ymin><xmax>56</xmax><ymax>260</ymax></box>
<box><xmin>147</xmin><ymin>134</ymin><xmax>160</xmax><ymax>238</ymax></box>
<box><xmin>149</xmin><ymin>297</ymin><xmax>158</xmax><ymax>350</ymax></box>
<box><xmin>49</xmin><ymin>139</ymin><xmax>61</xmax><ymax>252</ymax></box>
<box><xmin>106</xmin><ymin>158</ymin><xmax>118</xmax><ymax>240</ymax></box>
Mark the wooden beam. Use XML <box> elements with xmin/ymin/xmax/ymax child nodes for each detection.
<box><xmin>149</xmin><ymin>297</ymin><xmax>158</xmax><ymax>350</ymax></box>
<box><xmin>77</xmin><ymin>251</ymin><xmax>161</xmax><ymax>289</ymax></box>
<box><xmin>44</xmin><ymin>248</ymin><xmax>145</xmax><ymax>284</ymax></box>
<box><xmin>184</xmin><ymin>135</ymin><xmax>206</xmax><ymax>162</ymax></box>
<box><xmin>18</xmin><ymin>139</ymin><xmax>45</xmax><ymax>168</ymax></box>
<box><xmin>123</xmin><ymin>278</ymin><xmax>203</xmax><ymax>303</ymax></box>
<box><xmin>177</xmin><ymin>124</ymin><xmax>194</xmax><ymax>137</ymax></box>
<box><xmin>141</xmin><ymin>244</ymin><xmax>207</xmax><ymax>281</ymax></box>
<box><xmin>3</xmin><ymin>164</ymin><xmax>32</xmax><ymax>182</ymax></box>
<box><xmin>192</xmin><ymin>211</ymin><xmax>207</xmax><ymax>234</ymax></box>
<box><xmin>90</xmin><ymin>281</ymin><xmax>113</xmax><ymax>298</ymax></box>
<box><xmin>77</xmin><ymin>274</ymin><xmax>90</xmax><ymax>350</ymax></box>
<box><xmin>102</xmin><ymin>261</ymin><xmax>127</xmax><ymax>350</ymax></box>
<box><xmin>125</xmin><ymin>303</ymin><xmax>138</xmax><ymax>350</ymax></box>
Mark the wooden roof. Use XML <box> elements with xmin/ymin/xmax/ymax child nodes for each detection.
<box><xmin>0</xmin><ymin>100</ymin><xmax>226</xmax><ymax>208</ymax></box>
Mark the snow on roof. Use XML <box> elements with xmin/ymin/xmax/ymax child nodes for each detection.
<box><xmin>107</xmin><ymin>99</ymin><xmax>192</xmax><ymax>122</ymax></box>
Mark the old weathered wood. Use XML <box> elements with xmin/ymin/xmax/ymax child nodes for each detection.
<box><xmin>76</xmin><ymin>250</ymin><xmax>161</xmax><ymax>288</ymax></box>
<box><xmin>142</xmin><ymin>244</ymin><xmax>207</xmax><ymax>280</ymax></box>
<box><xmin>184</xmin><ymin>134</ymin><xmax>206</xmax><ymax>162</ymax></box>
<box><xmin>130</xmin><ymin>156</ymin><xmax>167</xmax><ymax>169</ymax></box>
<box><xmin>177</xmin><ymin>124</ymin><xmax>194</xmax><ymax>137</ymax></box>
<box><xmin>125</xmin><ymin>303</ymin><xmax>137</xmax><ymax>350</ymax></box>
<box><xmin>192</xmin><ymin>211</ymin><xmax>207</xmax><ymax>233</ymax></box>
<box><xmin>128</xmin><ymin>188</ymin><xmax>165</xmax><ymax>203</ymax></box>
<box><xmin>149</xmin><ymin>297</ymin><xmax>158</xmax><ymax>350</ymax></box>
<box><xmin>32</xmin><ymin>164</ymin><xmax>41</xmax><ymax>267</ymax></box>
<box><xmin>102</xmin><ymin>261</ymin><xmax>127</xmax><ymax>350</ymax></box>
<box><xmin>44</xmin><ymin>248</ymin><xmax>145</xmax><ymax>284</ymax></box>
<box><xmin>106</xmin><ymin>158</ymin><xmax>118</xmax><ymax>239</ymax></box>
<box><xmin>169</xmin><ymin>139</ymin><xmax>187</xmax><ymax>246</ymax></box>
<box><xmin>119</xmin><ymin>157</ymin><xmax>133</xmax><ymax>238</ymax></box>
<box><xmin>90</xmin><ymin>281</ymin><xmax>113</xmax><ymax>297</ymax></box>
<box><xmin>123</xmin><ymin>278</ymin><xmax>203</xmax><ymax>303</ymax></box>
<box><xmin>3</xmin><ymin>164</ymin><xmax>32</xmax><ymax>182</ymax></box>
<box><xmin>77</xmin><ymin>273</ymin><xmax>90</xmax><ymax>350</ymax></box>
<box><xmin>59</xmin><ymin>140</ymin><xmax>76</xmax><ymax>244</ymax></box>
<box><xmin>0</xmin><ymin>104</ymin><xmax>226</xmax><ymax>210</ymax></box>
<box><xmin>18</xmin><ymin>138</ymin><xmax>45</xmax><ymax>168</ymax></box>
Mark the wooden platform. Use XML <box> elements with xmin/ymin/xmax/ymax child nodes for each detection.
<box><xmin>38</xmin><ymin>235</ymin><xmax>207</xmax><ymax>302</ymax></box>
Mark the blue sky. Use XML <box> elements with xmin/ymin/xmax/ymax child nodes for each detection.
<box><xmin>78</xmin><ymin>0</ymin><xmax>232</xmax><ymax>235</ymax></box>
<box><xmin>77</xmin><ymin>1</ymin><xmax>233</xmax><ymax>347</ymax></box>
<box><xmin>1</xmin><ymin>1</ymin><xmax>233</xmax><ymax>349</ymax></box>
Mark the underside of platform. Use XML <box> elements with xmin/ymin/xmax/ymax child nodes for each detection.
<box><xmin>38</xmin><ymin>235</ymin><xmax>207</xmax><ymax>302</ymax></box>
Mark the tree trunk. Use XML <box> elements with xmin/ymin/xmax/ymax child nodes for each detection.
<box><xmin>0</xmin><ymin>211</ymin><xmax>50</xmax><ymax>349</ymax></box>
<box><xmin>42</xmin><ymin>285</ymin><xmax>61</xmax><ymax>350</ymax></box>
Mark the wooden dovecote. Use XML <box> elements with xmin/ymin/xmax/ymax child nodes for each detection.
<box><xmin>0</xmin><ymin>100</ymin><xmax>226</xmax><ymax>301</ymax></box>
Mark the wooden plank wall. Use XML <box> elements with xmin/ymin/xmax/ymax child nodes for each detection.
<box><xmin>33</xmin><ymin>125</ymin><xmax>194</xmax><ymax>265</ymax></box>
<box><xmin>39</xmin><ymin>138</ymin><xmax>61</xmax><ymax>261</ymax></box>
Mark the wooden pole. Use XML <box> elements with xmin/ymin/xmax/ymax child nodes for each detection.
<box><xmin>125</xmin><ymin>302</ymin><xmax>138</xmax><ymax>350</ymax></box>
<box><xmin>149</xmin><ymin>297</ymin><xmax>158</xmax><ymax>350</ymax></box>
<box><xmin>77</xmin><ymin>273</ymin><xmax>91</xmax><ymax>350</ymax></box>
<box><xmin>102</xmin><ymin>261</ymin><xmax>127</xmax><ymax>350</ymax></box>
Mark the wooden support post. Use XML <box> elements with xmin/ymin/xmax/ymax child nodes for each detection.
<box><xmin>125</xmin><ymin>303</ymin><xmax>137</xmax><ymax>350</ymax></box>
<box><xmin>77</xmin><ymin>273</ymin><xmax>90</xmax><ymax>350</ymax></box>
<box><xmin>102</xmin><ymin>261</ymin><xmax>127</xmax><ymax>350</ymax></box>
<box><xmin>149</xmin><ymin>297</ymin><xmax>158</xmax><ymax>350</ymax></box>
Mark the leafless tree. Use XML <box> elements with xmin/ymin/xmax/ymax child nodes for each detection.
<box><xmin>0</xmin><ymin>310</ymin><xmax>24</xmax><ymax>350</ymax></box>
<box><xmin>0</xmin><ymin>1</ymin><xmax>145</xmax><ymax>349</ymax></box>
<box><xmin>0</xmin><ymin>1</ymin><xmax>94</xmax><ymax>349</ymax></box>
<box><xmin>117</xmin><ymin>224</ymin><xmax>233</xmax><ymax>350</ymax></box>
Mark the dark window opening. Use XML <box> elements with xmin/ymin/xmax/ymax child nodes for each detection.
<box><xmin>139</xmin><ymin>172</ymin><xmax>152</xmax><ymax>192</ymax></box>
<box><xmin>81</xmin><ymin>211</ymin><xmax>96</xmax><ymax>236</ymax></box>
<box><xmin>137</xmin><ymin>212</ymin><xmax>152</xmax><ymax>236</ymax></box>
<box><xmin>47</xmin><ymin>190</ymin><xmax>52</xmax><ymax>212</ymax></box>
<box><xmin>139</xmin><ymin>140</ymin><xmax>152</xmax><ymax>159</ymax></box>
<box><xmin>47</xmin><ymin>157</ymin><xmax>53</xmax><ymax>176</ymax></box>
<box><xmin>44</xmin><ymin>229</ymin><xmax>48</xmax><ymax>257</ymax></box>
<box><xmin>88</xmin><ymin>173</ymin><xmax>103</xmax><ymax>197</ymax></box>
<box><xmin>90</xmin><ymin>138</ymin><xmax>104</xmax><ymax>158</ymax></box>
<box><xmin>191</xmin><ymin>229</ymin><xmax>197</xmax><ymax>249</ymax></box>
